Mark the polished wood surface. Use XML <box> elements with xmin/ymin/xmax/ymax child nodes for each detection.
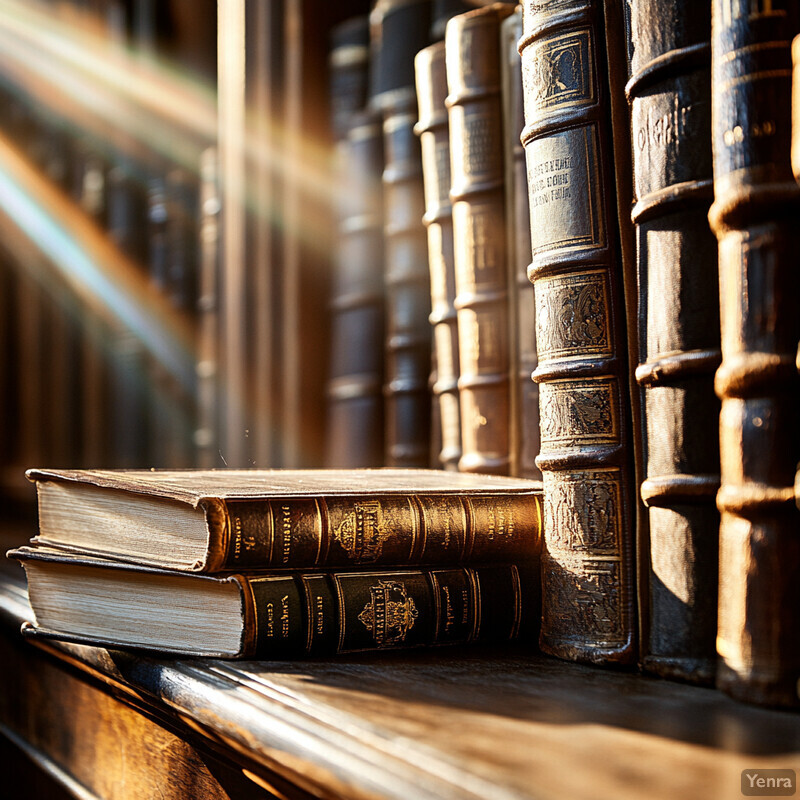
<box><xmin>1</xmin><ymin>527</ymin><xmax>799</xmax><ymax>800</ymax></box>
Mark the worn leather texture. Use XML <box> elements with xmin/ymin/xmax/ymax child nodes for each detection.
<box><xmin>503</xmin><ymin>8</ymin><xmax>542</xmax><ymax>481</ymax></box>
<box><xmin>415</xmin><ymin>42</ymin><xmax>462</xmax><ymax>471</ymax></box>
<box><xmin>446</xmin><ymin>4</ymin><xmax>515</xmax><ymax>475</ymax></box>
<box><xmin>326</xmin><ymin>109</ymin><xmax>386</xmax><ymax>468</ymax></box>
<box><xmin>626</xmin><ymin>0</ymin><xmax>720</xmax><ymax>685</ymax></box>
<box><xmin>372</xmin><ymin>0</ymin><xmax>433</xmax><ymax>467</ymax></box>
<box><xmin>520</xmin><ymin>0</ymin><xmax>638</xmax><ymax>665</ymax></box>
<box><xmin>710</xmin><ymin>0</ymin><xmax>800</xmax><ymax>707</ymax></box>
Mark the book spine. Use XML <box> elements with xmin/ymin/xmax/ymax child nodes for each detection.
<box><xmin>325</xmin><ymin>19</ymin><xmax>386</xmax><ymax>469</ymax></box>
<box><xmin>329</xmin><ymin>16</ymin><xmax>371</xmax><ymax>143</ymax></box>
<box><xmin>502</xmin><ymin>8</ymin><xmax>541</xmax><ymax>481</ymax></box>
<box><xmin>415</xmin><ymin>42</ymin><xmax>462</xmax><ymax>471</ymax></box>
<box><xmin>519</xmin><ymin>0</ymin><xmax>638</xmax><ymax>664</ymax></box>
<box><xmin>371</xmin><ymin>0</ymin><xmax>433</xmax><ymax>467</ymax></box>
<box><xmin>219</xmin><ymin>491</ymin><xmax>542</xmax><ymax>570</ymax></box>
<box><xmin>625</xmin><ymin>1</ymin><xmax>720</xmax><ymax>684</ymax></box>
<box><xmin>431</xmin><ymin>0</ymin><xmax>473</xmax><ymax>41</ymax></box>
<box><xmin>446</xmin><ymin>4</ymin><xmax>516</xmax><ymax>475</ymax></box>
<box><xmin>325</xmin><ymin>111</ymin><xmax>387</xmax><ymax>468</ymax></box>
<box><xmin>710</xmin><ymin>0</ymin><xmax>800</xmax><ymax>707</ymax></box>
<box><xmin>243</xmin><ymin>564</ymin><xmax>535</xmax><ymax>657</ymax></box>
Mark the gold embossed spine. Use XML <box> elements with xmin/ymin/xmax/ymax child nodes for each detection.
<box><xmin>519</xmin><ymin>0</ymin><xmax>638</xmax><ymax>665</ymax></box>
<box><xmin>415</xmin><ymin>42</ymin><xmax>463</xmax><ymax>471</ymax></box>
<box><xmin>445</xmin><ymin>4</ymin><xmax>516</xmax><ymax>475</ymax></box>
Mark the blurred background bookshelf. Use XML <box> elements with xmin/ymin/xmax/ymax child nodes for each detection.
<box><xmin>0</xmin><ymin>0</ymin><xmax>370</xmax><ymax>514</ymax></box>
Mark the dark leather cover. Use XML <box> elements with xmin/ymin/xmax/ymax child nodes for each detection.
<box><xmin>446</xmin><ymin>3</ymin><xmax>515</xmax><ymax>475</ymax></box>
<box><xmin>710</xmin><ymin>0</ymin><xmax>800</xmax><ymax>707</ymax></box>
<box><xmin>15</xmin><ymin>547</ymin><xmax>536</xmax><ymax>658</ymax></box>
<box><xmin>626</xmin><ymin>0</ymin><xmax>719</xmax><ymax>684</ymax></box>
<box><xmin>329</xmin><ymin>16</ymin><xmax>370</xmax><ymax>143</ymax></box>
<box><xmin>519</xmin><ymin>0</ymin><xmax>639</xmax><ymax>664</ymax></box>
<box><xmin>325</xmin><ymin>108</ymin><xmax>386</xmax><ymax>467</ymax></box>
<box><xmin>415</xmin><ymin>42</ymin><xmax>462</xmax><ymax>471</ymax></box>
<box><xmin>502</xmin><ymin>8</ymin><xmax>541</xmax><ymax>481</ymax></box>
<box><xmin>371</xmin><ymin>0</ymin><xmax>433</xmax><ymax>467</ymax></box>
<box><xmin>431</xmin><ymin>0</ymin><xmax>473</xmax><ymax>40</ymax></box>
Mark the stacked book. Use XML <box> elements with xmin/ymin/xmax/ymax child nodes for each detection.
<box><xmin>12</xmin><ymin>468</ymin><xmax>543</xmax><ymax>658</ymax></box>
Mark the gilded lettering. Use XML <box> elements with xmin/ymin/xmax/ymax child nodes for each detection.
<box><xmin>315</xmin><ymin>595</ymin><xmax>325</xmax><ymax>635</ymax></box>
<box><xmin>280</xmin><ymin>594</ymin><xmax>290</xmax><ymax>638</ymax></box>
<box><xmin>442</xmin><ymin>584</ymin><xmax>455</xmax><ymax>632</ymax></box>
<box><xmin>280</xmin><ymin>505</ymin><xmax>292</xmax><ymax>563</ymax></box>
<box><xmin>266</xmin><ymin>602</ymin><xmax>274</xmax><ymax>637</ymax></box>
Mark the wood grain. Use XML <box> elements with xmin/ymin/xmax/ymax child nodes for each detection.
<box><xmin>1</xmin><ymin>549</ymin><xmax>799</xmax><ymax>800</ymax></box>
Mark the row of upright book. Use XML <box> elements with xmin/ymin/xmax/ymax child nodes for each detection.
<box><xmin>324</xmin><ymin>0</ymin><xmax>800</xmax><ymax>709</ymax></box>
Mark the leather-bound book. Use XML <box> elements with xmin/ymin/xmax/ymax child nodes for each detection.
<box><xmin>26</xmin><ymin>468</ymin><xmax>543</xmax><ymax>572</ymax></box>
<box><xmin>326</xmin><ymin>18</ymin><xmax>385</xmax><ymax>468</ymax></box>
<box><xmin>431</xmin><ymin>0</ymin><xmax>472</xmax><ymax>40</ymax></box>
<box><xmin>626</xmin><ymin>0</ymin><xmax>720</xmax><ymax>684</ymax></box>
<box><xmin>415</xmin><ymin>41</ymin><xmax>462</xmax><ymax>471</ymax></box>
<box><xmin>371</xmin><ymin>0</ymin><xmax>433</xmax><ymax>467</ymax></box>
<box><xmin>501</xmin><ymin>7</ymin><xmax>541</xmax><ymax>481</ymax></box>
<box><xmin>325</xmin><ymin>109</ymin><xmax>387</xmax><ymax>468</ymax></box>
<box><xmin>710</xmin><ymin>0</ymin><xmax>800</xmax><ymax>707</ymax></box>
<box><xmin>15</xmin><ymin>547</ymin><xmax>539</xmax><ymax>660</ymax></box>
<box><xmin>519</xmin><ymin>0</ymin><xmax>639</xmax><ymax>665</ymax></box>
<box><xmin>446</xmin><ymin>3</ymin><xmax>515</xmax><ymax>475</ymax></box>
<box><xmin>329</xmin><ymin>16</ymin><xmax>371</xmax><ymax>143</ymax></box>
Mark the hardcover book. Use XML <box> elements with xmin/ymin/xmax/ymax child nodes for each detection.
<box><xmin>26</xmin><ymin>468</ymin><xmax>543</xmax><ymax>572</ymax></box>
<box><xmin>501</xmin><ymin>7</ymin><xmax>541</xmax><ymax>481</ymax></box>
<box><xmin>446</xmin><ymin>3</ymin><xmax>516</xmax><ymax>475</ymax></box>
<box><xmin>710</xmin><ymin>0</ymin><xmax>800</xmax><ymax>707</ymax></box>
<box><xmin>519</xmin><ymin>0</ymin><xmax>639</xmax><ymax>665</ymax></box>
<box><xmin>415</xmin><ymin>41</ymin><xmax>462</xmax><ymax>471</ymax></box>
<box><xmin>625</xmin><ymin>0</ymin><xmax>720</xmax><ymax>684</ymax></box>
<box><xmin>326</xmin><ymin>17</ymin><xmax>386</xmax><ymax>468</ymax></box>
<box><xmin>13</xmin><ymin>546</ymin><xmax>538</xmax><ymax>659</ymax></box>
<box><xmin>370</xmin><ymin>0</ymin><xmax>433</xmax><ymax>467</ymax></box>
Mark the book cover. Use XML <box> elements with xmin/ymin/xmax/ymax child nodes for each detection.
<box><xmin>519</xmin><ymin>0</ymin><xmax>640</xmax><ymax>665</ymax></box>
<box><xmin>626</xmin><ymin>0</ymin><xmax>720</xmax><ymax>684</ymax></box>
<box><xmin>446</xmin><ymin>3</ymin><xmax>516</xmax><ymax>475</ymax></box>
<box><xmin>416</xmin><ymin>41</ymin><xmax>462</xmax><ymax>471</ymax></box>
<box><xmin>710</xmin><ymin>0</ymin><xmax>800</xmax><ymax>707</ymax></box>
<box><xmin>14</xmin><ymin>546</ymin><xmax>539</xmax><ymax>659</ymax></box>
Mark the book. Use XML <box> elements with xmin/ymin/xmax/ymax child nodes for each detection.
<box><xmin>710</xmin><ymin>0</ymin><xmax>800</xmax><ymax>707</ymax></box>
<box><xmin>519</xmin><ymin>0</ymin><xmax>639</xmax><ymax>665</ymax></box>
<box><xmin>329</xmin><ymin>16</ymin><xmax>371</xmax><ymax>144</ymax></box>
<box><xmin>13</xmin><ymin>546</ymin><xmax>537</xmax><ymax>659</ymax></box>
<box><xmin>501</xmin><ymin>7</ymin><xmax>541</xmax><ymax>481</ymax></box>
<box><xmin>370</xmin><ymin>0</ymin><xmax>433</xmax><ymax>467</ymax></box>
<box><xmin>415</xmin><ymin>41</ymin><xmax>462</xmax><ymax>471</ymax></box>
<box><xmin>325</xmin><ymin>18</ymin><xmax>386</xmax><ymax>469</ymax></box>
<box><xmin>625</xmin><ymin>0</ymin><xmax>720</xmax><ymax>684</ymax></box>
<box><xmin>431</xmin><ymin>0</ymin><xmax>473</xmax><ymax>41</ymax></box>
<box><xmin>446</xmin><ymin>3</ymin><xmax>515</xmax><ymax>475</ymax></box>
<box><xmin>26</xmin><ymin>468</ymin><xmax>543</xmax><ymax>573</ymax></box>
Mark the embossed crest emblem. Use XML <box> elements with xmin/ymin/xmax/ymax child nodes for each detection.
<box><xmin>357</xmin><ymin>580</ymin><xmax>419</xmax><ymax>647</ymax></box>
<box><xmin>333</xmin><ymin>501</ymin><xmax>388</xmax><ymax>562</ymax></box>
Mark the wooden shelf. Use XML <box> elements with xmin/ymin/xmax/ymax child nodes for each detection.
<box><xmin>1</xmin><ymin>547</ymin><xmax>799</xmax><ymax>800</ymax></box>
